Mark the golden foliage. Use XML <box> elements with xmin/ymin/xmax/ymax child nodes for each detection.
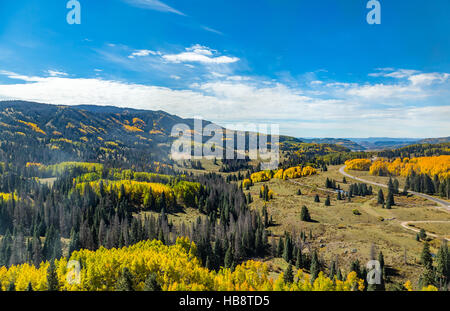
<box><xmin>75</xmin><ymin>180</ymin><xmax>175</xmax><ymax>208</ymax></box>
<box><xmin>123</xmin><ymin>124</ymin><xmax>144</xmax><ymax>133</ymax></box>
<box><xmin>421</xmin><ymin>285</ymin><xmax>438</xmax><ymax>291</ymax></box>
<box><xmin>44</xmin><ymin>162</ymin><xmax>104</xmax><ymax>176</ymax></box>
<box><xmin>17</xmin><ymin>120</ymin><xmax>46</xmax><ymax>135</ymax></box>
<box><xmin>0</xmin><ymin>192</ymin><xmax>17</xmax><ymax>202</ymax></box>
<box><xmin>242</xmin><ymin>179</ymin><xmax>252</xmax><ymax>189</ymax></box>
<box><xmin>369</xmin><ymin>155</ymin><xmax>450</xmax><ymax>179</ymax></box>
<box><xmin>345</xmin><ymin>159</ymin><xmax>372</xmax><ymax>171</ymax></box>
<box><xmin>274</xmin><ymin>166</ymin><xmax>317</xmax><ymax>180</ymax></box>
<box><xmin>26</xmin><ymin>162</ymin><xmax>42</xmax><ymax>168</ymax></box>
<box><xmin>0</xmin><ymin>238</ymin><xmax>365</xmax><ymax>291</ymax></box>
<box><xmin>105</xmin><ymin>141</ymin><xmax>119</xmax><ymax>147</ymax></box>
<box><xmin>250</xmin><ymin>171</ymin><xmax>272</xmax><ymax>183</ymax></box>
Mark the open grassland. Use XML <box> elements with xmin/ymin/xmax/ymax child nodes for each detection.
<box><xmin>346</xmin><ymin>168</ymin><xmax>450</xmax><ymax>203</ymax></box>
<box><xmin>407</xmin><ymin>222</ymin><xmax>450</xmax><ymax>240</ymax></box>
<box><xmin>245</xmin><ymin>165</ymin><xmax>450</xmax><ymax>285</ymax></box>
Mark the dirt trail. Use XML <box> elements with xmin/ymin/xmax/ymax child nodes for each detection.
<box><xmin>339</xmin><ymin>165</ymin><xmax>450</xmax><ymax>241</ymax></box>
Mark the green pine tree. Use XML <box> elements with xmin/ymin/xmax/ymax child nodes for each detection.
<box><xmin>143</xmin><ymin>273</ymin><xmax>162</xmax><ymax>291</ymax></box>
<box><xmin>300</xmin><ymin>206</ymin><xmax>311</xmax><ymax>222</ymax></box>
<box><xmin>116</xmin><ymin>267</ymin><xmax>134</xmax><ymax>291</ymax></box>
<box><xmin>420</xmin><ymin>242</ymin><xmax>433</xmax><ymax>268</ymax></box>
<box><xmin>47</xmin><ymin>260</ymin><xmax>59</xmax><ymax>291</ymax></box>
<box><xmin>310</xmin><ymin>251</ymin><xmax>320</xmax><ymax>283</ymax></box>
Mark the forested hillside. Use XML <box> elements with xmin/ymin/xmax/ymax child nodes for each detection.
<box><xmin>0</xmin><ymin>101</ymin><xmax>448</xmax><ymax>292</ymax></box>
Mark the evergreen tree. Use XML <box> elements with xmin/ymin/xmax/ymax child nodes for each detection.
<box><xmin>385</xmin><ymin>200</ymin><xmax>392</xmax><ymax>210</ymax></box>
<box><xmin>329</xmin><ymin>261</ymin><xmax>336</xmax><ymax>280</ymax></box>
<box><xmin>436</xmin><ymin>240</ymin><xmax>449</xmax><ymax>288</ymax></box>
<box><xmin>295</xmin><ymin>248</ymin><xmax>303</xmax><ymax>269</ymax></box>
<box><xmin>116</xmin><ymin>267</ymin><xmax>134</xmax><ymax>291</ymax></box>
<box><xmin>300</xmin><ymin>206</ymin><xmax>311</xmax><ymax>222</ymax></box>
<box><xmin>26</xmin><ymin>282</ymin><xmax>33</xmax><ymax>291</ymax></box>
<box><xmin>325</xmin><ymin>196</ymin><xmax>331</xmax><ymax>206</ymax></box>
<box><xmin>7</xmin><ymin>282</ymin><xmax>15</xmax><ymax>291</ymax></box>
<box><xmin>377</xmin><ymin>189</ymin><xmax>385</xmax><ymax>205</ymax></box>
<box><xmin>420</xmin><ymin>242</ymin><xmax>433</xmax><ymax>269</ymax></box>
<box><xmin>282</xmin><ymin>235</ymin><xmax>293</xmax><ymax>263</ymax></box>
<box><xmin>284</xmin><ymin>264</ymin><xmax>294</xmax><ymax>283</ymax></box>
<box><xmin>393</xmin><ymin>179</ymin><xmax>400</xmax><ymax>194</ymax></box>
<box><xmin>143</xmin><ymin>273</ymin><xmax>162</xmax><ymax>291</ymax></box>
<box><xmin>47</xmin><ymin>260</ymin><xmax>59</xmax><ymax>291</ymax></box>
<box><xmin>310</xmin><ymin>251</ymin><xmax>320</xmax><ymax>283</ymax></box>
<box><xmin>387</xmin><ymin>190</ymin><xmax>395</xmax><ymax>206</ymax></box>
<box><xmin>314</xmin><ymin>194</ymin><xmax>320</xmax><ymax>203</ymax></box>
<box><xmin>224</xmin><ymin>246</ymin><xmax>233</xmax><ymax>269</ymax></box>
<box><xmin>419</xmin><ymin>229</ymin><xmax>427</xmax><ymax>240</ymax></box>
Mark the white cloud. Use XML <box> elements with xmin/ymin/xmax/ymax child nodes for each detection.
<box><xmin>369</xmin><ymin>69</ymin><xmax>419</xmax><ymax>78</ymax></box>
<box><xmin>46</xmin><ymin>70</ymin><xmax>68</xmax><ymax>77</ymax></box>
<box><xmin>0</xmin><ymin>69</ymin><xmax>448</xmax><ymax>138</ymax></box>
<box><xmin>409</xmin><ymin>73</ymin><xmax>450</xmax><ymax>86</ymax></box>
<box><xmin>122</xmin><ymin>0</ymin><xmax>185</xmax><ymax>16</ymax></box>
<box><xmin>346</xmin><ymin>83</ymin><xmax>424</xmax><ymax>100</ymax></box>
<box><xmin>128</xmin><ymin>49</ymin><xmax>160</xmax><ymax>59</ymax></box>
<box><xmin>201</xmin><ymin>26</ymin><xmax>224</xmax><ymax>35</ymax></box>
<box><xmin>162</xmin><ymin>45</ymin><xmax>239</xmax><ymax>64</ymax></box>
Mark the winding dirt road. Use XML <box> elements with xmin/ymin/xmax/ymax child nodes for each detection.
<box><xmin>339</xmin><ymin>165</ymin><xmax>450</xmax><ymax>241</ymax></box>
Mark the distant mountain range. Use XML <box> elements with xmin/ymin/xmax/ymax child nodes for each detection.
<box><xmin>0</xmin><ymin>101</ymin><xmax>448</xmax><ymax>165</ymax></box>
<box><xmin>299</xmin><ymin>138</ymin><xmax>365</xmax><ymax>151</ymax></box>
<box><xmin>0</xmin><ymin>101</ymin><xmax>297</xmax><ymax>165</ymax></box>
<box><xmin>300</xmin><ymin>137</ymin><xmax>450</xmax><ymax>151</ymax></box>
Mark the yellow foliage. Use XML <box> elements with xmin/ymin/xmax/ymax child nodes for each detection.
<box><xmin>242</xmin><ymin>179</ymin><xmax>252</xmax><ymax>189</ymax></box>
<box><xmin>26</xmin><ymin>162</ymin><xmax>42</xmax><ymax>168</ymax></box>
<box><xmin>75</xmin><ymin>180</ymin><xmax>175</xmax><ymax>208</ymax></box>
<box><xmin>0</xmin><ymin>238</ymin><xmax>364</xmax><ymax>291</ymax></box>
<box><xmin>404</xmin><ymin>280</ymin><xmax>413</xmax><ymax>291</ymax></box>
<box><xmin>0</xmin><ymin>192</ymin><xmax>17</xmax><ymax>202</ymax></box>
<box><xmin>345</xmin><ymin>159</ymin><xmax>372</xmax><ymax>171</ymax></box>
<box><xmin>250</xmin><ymin>171</ymin><xmax>272</xmax><ymax>183</ymax></box>
<box><xmin>17</xmin><ymin>120</ymin><xmax>46</xmax><ymax>135</ymax></box>
<box><xmin>44</xmin><ymin>162</ymin><xmax>104</xmax><ymax>176</ymax></box>
<box><xmin>51</xmin><ymin>138</ymin><xmax>74</xmax><ymax>145</ymax></box>
<box><xmin>132</xmin><ymin>118</ymin><xmax>145</xmax><ymax>127</ymax></box>
<box><xmin>274</xmin><ymin>166</ymin><xmax>317</xmax><ymax>180</ymax></box>
<box><xmin>369</xmin><ymin>155</ymin><xmax>450</xmax><ymax>179</ymax></box>
<box><xmin>123</xmin><ymin>124</ymin><xmax>144</xmax><ymax>133</ymax></box>
<box><xmin>105</xmin><ymin>141</ymin><xmax>119</xmax><ymax>147</ymax></box>
<box><xmin>149</xmin><ymin>129</ymin><xmax>163</xmax><ymax>135</ymax></box>
<box><xmin>421</xmin><ymin>285</ymin><xmax>438</xmax><ymax>291</ymax></box>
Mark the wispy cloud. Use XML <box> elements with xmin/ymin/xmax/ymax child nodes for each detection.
<box><xmin>128</xmin><ymin>49</ymin><xmax>161</xmax><ymax>59</ymax></box>
<box><xmin>122</xmin><ymin>0</ymin><xmax>185</xmax><ymax>16</ymax></box>
<box><xmin>369</xmin><ymin>68</ymin><xmax>420</xmax><ymax>79</ymax></box>
<box><xmin>46</xmin><ymin>70</ymin><xmax>68</xmax><ymax>77</ymax></box>
<box><xmin>201</xmin><ymin>26</ymin><xmax>224</xmax><ymax>35</ymax></box>
<box><xmin>0</xmin><ymin>68</ymin><xmax>448</xmax><ymax>137</ymax></box>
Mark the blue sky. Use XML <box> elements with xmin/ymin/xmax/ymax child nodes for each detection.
<box><xmin>0</xmin><ymin>0</ymin><xmax>449</xmax><ymax>138</ymax></box>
